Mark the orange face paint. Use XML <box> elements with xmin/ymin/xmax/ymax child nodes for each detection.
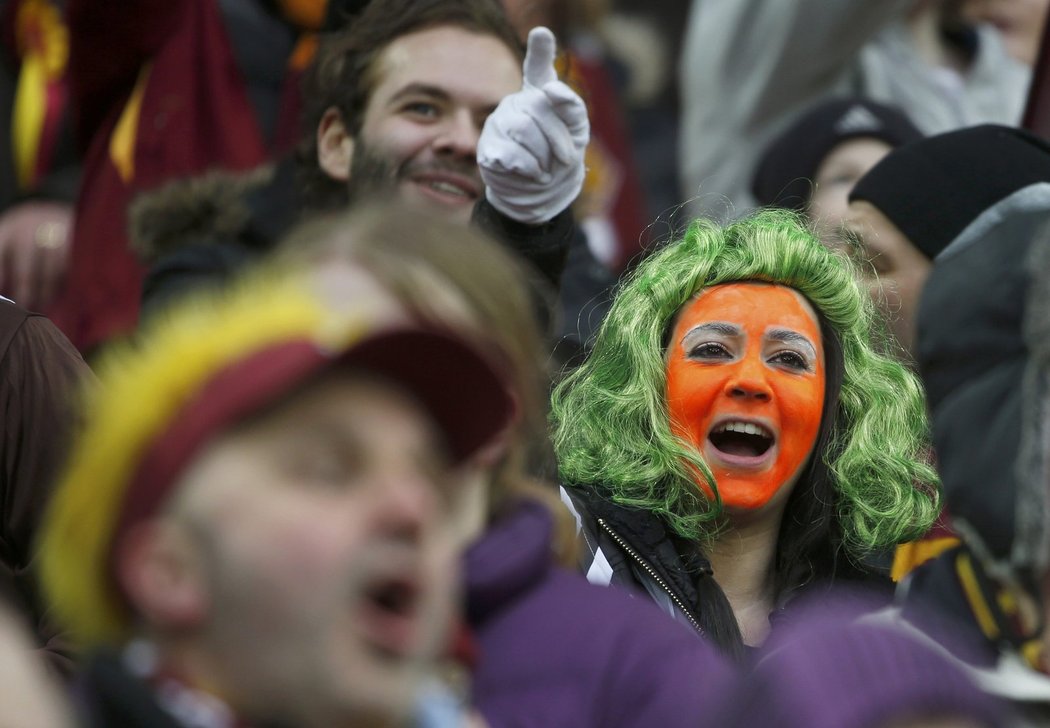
<box><xmin>665</xmin><ymin>283</ymin><xmax>825</xmax><ymax>513</ymax></box>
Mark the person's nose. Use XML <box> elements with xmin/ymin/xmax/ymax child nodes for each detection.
<box><xmin>723</xmin><ymin>356</ymin><xmax>772</xmax><ymax>402</ymax></box>
<box><xmin>366</xmin><ymin>470</ymin><xmax>440</xmax><ymax>543</ymax></box>
<box><xmin>433</xmin><ymin>109</ymin><xmax>480</xmax><ymax>159</ymax></box>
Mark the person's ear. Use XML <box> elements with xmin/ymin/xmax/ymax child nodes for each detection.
<box><xmin>317</xmin><ymin>107</ymin><xmax>354</xmax><ymax>182</ymax></box>
<box><xmin>115</xmin><ymin>519</ymin><xmax>209</xmax><ymax>630</ymax></box>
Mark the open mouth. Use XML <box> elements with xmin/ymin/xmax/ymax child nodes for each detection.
<box><xmin>366</xmin><ymin>576</ymin><xmax>419</xmax><ymax>622</ymax></box>
<box><xmin>359</xmin><ymin>576</ymin><xmax>422</xmax><ymax>657</ymax></box>
<box><xmin>708</xmin><ymin>420</ymin><xmax>774</xmax><ymax>459</ymax></box>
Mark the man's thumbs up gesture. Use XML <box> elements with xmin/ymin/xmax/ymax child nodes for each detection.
<box><xmin>478</xmin><ymin>27</ymin><xmax>590</xmax><ymax>225</ymax></box>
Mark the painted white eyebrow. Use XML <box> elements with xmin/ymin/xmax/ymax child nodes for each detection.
<box><xmin>682</xmin><ymin>322</ymin><xmax>741</xmax><ymax>341</ymax></box>
<box><xmin>766</xmin><ymin>328</ymin><xmax>817</xmax><ymax>359</ymax></box>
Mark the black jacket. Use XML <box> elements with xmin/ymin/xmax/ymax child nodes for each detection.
<box><xmin>890</xmin><ymin>183</ymin><xmax>1050</xmax><ymax>720</ymax></box>
<box><xmin>75</xmin><ymin>649</ymin><xmax>285</xmax><ymax>728</ymax></box>
<box><xmin>134</xmin><ymin>157</ymin><xmax>617</xmax><ymax>360</ymax></box>
<box><xmin>562</xmin><ymin>481</ymin><xmax>890</xmax><ymax>655</ymax></box>
<box><xmin>76</xmin><ymin>651</ymin><xmax>183</xmax><ymax>728</ymax></box>
<box><xmin>561</xmin><ymin>483</ymin><xmax>712</xmax><ymax>638</ymax></box>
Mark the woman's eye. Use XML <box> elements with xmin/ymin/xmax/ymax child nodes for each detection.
<box><xmin>769</xmin><ymin>351</ymin><xmax>809</xmax><ymax>370</ymax></box>
<box><xmin>688</xmin><ymin>342</ymin><xmax>731</xmax><ymax>359</ymax></box>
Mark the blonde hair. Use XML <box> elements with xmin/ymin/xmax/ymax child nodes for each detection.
<box><xmin>278</xmin><ymin>203</ymin><xmax>576</xmax><ymax>557</ymax></box>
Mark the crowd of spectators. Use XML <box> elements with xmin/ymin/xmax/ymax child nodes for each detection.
<box><xmin>2</xmin><ymin>1</ymin><xmax>1050</xmax><ymax>725</ymax></box>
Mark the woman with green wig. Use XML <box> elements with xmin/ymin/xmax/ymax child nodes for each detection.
<box><xmin>552</xmin><ymin>209</ymin><xmax>938</xmax><ymax>658</ymax></box>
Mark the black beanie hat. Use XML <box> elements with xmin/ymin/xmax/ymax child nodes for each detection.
<box><xmin>752</xmin><ymin>97</ymin><xmax>923</xmax><ymax>211</ymax></box>
<box><xmin>850</xmin><ymin>124</ymin><xmax>1050</xmax><ymax>260</ymax></box>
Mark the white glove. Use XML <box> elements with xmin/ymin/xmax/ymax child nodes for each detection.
<box><xmin>478</xmin><ymin>27</ymin><xmax>590</xmax><ymax>225</ymax></box>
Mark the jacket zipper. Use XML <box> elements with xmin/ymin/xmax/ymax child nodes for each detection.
<box><xmin>597</xmin><ymin>517</ymin><xmax>704</xmax><ymax>636</ymax></box>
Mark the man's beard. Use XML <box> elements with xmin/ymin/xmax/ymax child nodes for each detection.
<box><xmin>344</xmin><ymin>139</ymin><xmax>481</xmax><ymax>211</ymax></box>
<box><xmin>345</xmin><ymin>143</ymin><xmax>400</xmax><ymax>208</ymax></box>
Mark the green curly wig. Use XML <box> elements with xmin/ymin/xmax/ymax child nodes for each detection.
<box><xmin>551</xmin><ymin>209</ymin><xmax>939</xmax><ymax>557</ymax></box>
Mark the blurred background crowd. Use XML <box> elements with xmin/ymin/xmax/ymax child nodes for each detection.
<box><xmin>3</xmin><ymin>0</ymin><xmax>1050</xmax><ymax>726</ymax></box>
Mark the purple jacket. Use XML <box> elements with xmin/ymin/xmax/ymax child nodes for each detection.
<box><xmin>464</xmin><ymin>500</ymin><xmax>736</xmax><ymax>727</ymax></box>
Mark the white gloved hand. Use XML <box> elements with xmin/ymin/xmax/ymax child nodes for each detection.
<box><xmin>478</xmin><ymin>27</ymin><xmax>590</xmax><ymax>225</ymax></box>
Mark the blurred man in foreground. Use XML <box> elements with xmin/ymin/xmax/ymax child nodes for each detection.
<box><xmin>37</xmin><ymin>271</ymin><xmax>513</xmax><ymax>727</ymax></box>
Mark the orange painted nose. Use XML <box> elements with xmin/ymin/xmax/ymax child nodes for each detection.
<box><xmin>723</xmin><ymin>359</ymin><xmax>772</xmax><ymax>402</ymax></box>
